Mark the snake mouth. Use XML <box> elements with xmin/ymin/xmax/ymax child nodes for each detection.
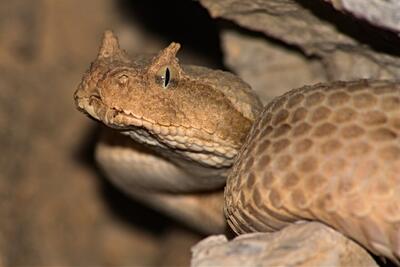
<box><xmin>75</xmin><ymin>92</ymin><xmax>239</xmax><ymax>168</ymax></box>
<box><xmin>75</xmin><ymin>92</ymin><xmax>141</xmax><ymax>130</ymax></box>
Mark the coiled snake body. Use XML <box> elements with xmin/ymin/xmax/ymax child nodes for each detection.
<box><xmin>74</xmin><ymin>31</ymin><xmax>400</xmax><ymax>262</ymax></box>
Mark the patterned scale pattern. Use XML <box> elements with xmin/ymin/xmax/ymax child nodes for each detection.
<box><xmin>225</xmin><ymin>80</ymin><xmax>400</xmax><ymax>260</ymax></box>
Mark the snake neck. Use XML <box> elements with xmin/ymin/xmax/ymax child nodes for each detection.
<box><xmin>120</xmin><ymin>127</ymin><xmax>234</xmax><ymax>189</ymax></box>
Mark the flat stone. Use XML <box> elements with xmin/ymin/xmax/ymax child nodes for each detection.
<box><xmin>191</xmin><ymin>222</ymin><xmax>378</xmax><ymax>267</ymax></box>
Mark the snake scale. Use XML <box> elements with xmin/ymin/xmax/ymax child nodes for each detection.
<box><xmin>74</xmin><ymin>31</ymin><xmax>400</xmax><ymax>263</ymax></box>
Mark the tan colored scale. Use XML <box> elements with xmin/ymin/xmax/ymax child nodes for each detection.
<box><xmin>75</xmin><ymin>31</ymin><xmax>400</xmax><ymax>263</ymax></box>
<box><xmin>225</xmin><ymin>80</ymin><xmax>400</xmax><ymax>261</ymax></box>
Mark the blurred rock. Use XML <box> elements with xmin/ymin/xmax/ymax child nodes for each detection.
<box><xmin>191</xmin><ymin>222</ymin><xmax>378</xmax><ymax>267</ymax></box>
<box><xmin>0</xmin><ymin>0</ymin><xmax>204</xmax><ymax>266</ymax></box>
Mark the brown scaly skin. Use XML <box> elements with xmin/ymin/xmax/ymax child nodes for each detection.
<box><xmin>226</xmin><ymin>80</ymin><xmax>400</xmax><ymax>262</ymax></box>
<box><xmin>75</xmin><ymin>31</ymin><xmax>400</xmax><ymax>263</ymax></box>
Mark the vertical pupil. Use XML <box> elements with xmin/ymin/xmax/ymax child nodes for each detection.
<box><xmin>164</xmin><ymin>67</ymin><xmax>170</xmax><ymax>87</ymax></box>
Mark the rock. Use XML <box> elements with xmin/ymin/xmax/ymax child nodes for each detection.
<box><xmin>191</xmin><ymin>222</ymin><xmax>378</xmax><ymax>267</ymax></box>
<box><xmin>221</xmin><ymin>30</ymin><xmax>325</xmax><ymax>103</ymax></box>
<box><xmin>200</xmin><ymin>0</ymin><xmax>400</xmax><ymax>82</ymax></box>
<box><xmin>324</xmin><ymin>0</ymin><xmax>400</xmax><ymax>33</ymax></box>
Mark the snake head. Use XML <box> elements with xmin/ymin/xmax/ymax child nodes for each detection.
<box><xmin>74</xmin><ymin>31</ymin><xmax>261</xmax><ymax>168</ymax></box>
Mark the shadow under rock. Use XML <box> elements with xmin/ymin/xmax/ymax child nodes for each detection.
<box><xmin>297</xmin><ymin>0</ymin><xmax>400</xmax><ymax>57</ymax></box>
<box><xmin>115</xmin><ymin>0</ymin><xmax>224</xmax><ymax>69</ymax></box>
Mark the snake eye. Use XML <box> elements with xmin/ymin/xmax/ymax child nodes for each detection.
<box><xmin>156</xmin><ymin>65</ymin><xmax>176</xmax><ymax>89</ymax></box>
<box><xmin>163</xmin><ymin>67</ymin><xmax>171</xmax><ymax>88</ymax></box>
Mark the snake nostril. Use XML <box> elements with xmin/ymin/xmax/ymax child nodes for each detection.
<box><xmin>117</xmin><ymin>74</ymin><xmax>129</xmax><ymax>86</ymax></box>
<box><xmin>89</xmin><ymin>92</ymin><xmax>101</xmax><ymax>102</ymax></box>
